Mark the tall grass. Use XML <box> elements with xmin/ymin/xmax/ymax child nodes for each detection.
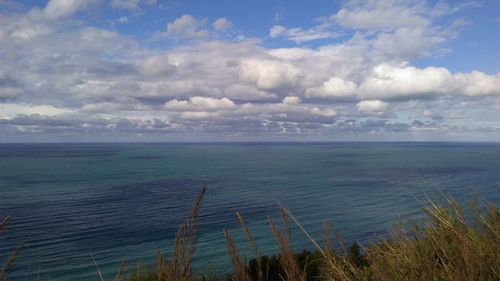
<box><xmin>168</xmin><ymin>190</ymin><xmax>499</xmax><ymax>281</ymax></box>
<box><xmin>321</xmin><ymin>197</ymin><xmax>500</xmax><ymax>281</ymax></box>
<box><xmin>218</xmin><ymin>192</ymin><xmax>499</xmax><ymax>281</ymax></box>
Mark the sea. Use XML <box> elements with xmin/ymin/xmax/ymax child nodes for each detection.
<box><xmin>0</xmin><ymin>142</ymin><xmax>499</xmax><ymax>280</ymax></box>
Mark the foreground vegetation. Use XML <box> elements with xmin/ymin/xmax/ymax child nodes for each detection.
<box><xmin>2</xmin><ymin>187</ymin><xmax>499</xmax><ymax>281</ymax></box>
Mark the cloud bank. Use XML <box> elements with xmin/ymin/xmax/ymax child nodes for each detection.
<box><xmin>0</xmin><ymin>0</ymin><xmax>499</xmax><ymax>141</ymax></box>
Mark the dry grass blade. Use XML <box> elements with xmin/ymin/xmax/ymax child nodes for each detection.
<box><xmin>323</xmin><ymin>221</ymin><xmax>334</xmax><ymax>253</ymax></box>
<box><xmin>146</xmin><ymin>185</ymin><xmax>207</xmax><ymax>281</ymax></box>
<box><xmin>181</xmin><ymin>185</ymin><xmax>207</xmax><ymax>280</ymax></box>
<box><xmin>90</xmin><ymin>252</ymin><xmax>105</xmax><ymax>281</ymax></box>
<box><xmin>114</xmin><ymin>261</ymin><xmax>125</xmax><ymax>281</ymax></box>
<box><xmin>223</xmin><ymin>228</ymin><xmax>251</xmax><ymax>281</ymax></box>
<box><xmin>279</xmin><ymin>205</ymin><xmax>357</xmax><ymax>281</ymax></box>
<box><xmin>279</xmin><ymin>203</ymin><xmax>326</xmax><ymax>258</ymax></box>
<box><xmin>0</xmin><ymin>243</ymin><xmax>24</xmax><ymax>281</ymax></box>
<box><xmin>1</xmin><ymin>216</ymin><xmax>22</xmax><ymax>281</ymax></box>
<box><xmin>184</xmin><ymin>186</ymin><xmax>207</xmax><ymax>264</ymax></box>
<box><xmin>236</xmin><ymin>212</ymin><xmax>264</xmax><ymax>281</ymax></box>
<box><xmin>268</xmin><ymin>209</ymin><xmax>306</xmax><ymax>281</ymax></box>
<box><xmin>0</xmin><ymin>216</ymin><xmax>10</xmax><ymax>233</ymax></box>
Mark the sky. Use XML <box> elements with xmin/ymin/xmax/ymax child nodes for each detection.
<box><xmin>0</xmin><ymin>0</ymin><xmax>499</xmax><ymax>142</ymax></box>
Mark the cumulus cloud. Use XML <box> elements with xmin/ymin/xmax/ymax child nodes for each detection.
<box><xmin>239</xmin><ymin>59</ymin><xmax>301</xmax><ymax>91</ymax></box>
<box><xmin>165</xmin><ymin>97</ymin><xmax>236</xmax><ymax>112</ymax></box>
<box><xmin>358</xmin><ymin>64</ymin><xmax>500</xmax><ymax>99</ymax></box>
<box><xmin>268</xmin><ymin>48</ymin><xmax>314</xmax><ymax>60</ymax></box>
<box><xmin>357</xmin><ymin>100</ymin><xmax>389</xmax><ymax>112</ymax></box>
<box><xmin>455</xmin><ymin>71</ymin><xmax>500</xmax><ymax>96</ymax></box>
<box><xmin>282</xmin><ymin>96</ymin><xmax>301</xmax><ymax>105</ymax></box>
<box><xmin>41</xmin><ymin>0</ymin><xmax>97</xmax><ymax>20</ymax></box>
<box><xmin>306</xmin><ymin>77</ymin><xmax>357</xmax><ymax>99</ymax></box>
<box><xmin>166</xmin><ymin>14</ymin><xmax>209</xmax><ymax>39</ymax></box>
<box><xmin>358</xmin><ymin>63</ymin><xmax>453</xmax><ymax>99</ymax></box>
<box><xmin>0</xmin><ymin>103</ymin><xmax>74</xmax><ymax>118</ymax></box>
<box><xmin>139</xmin><ymin>55</ymin><xmax>176</xmax><ymax>77</ymax></box>
<box><xmin>213</xmin><ymin>18</ymin><xmax>233</xmax><ymax>31</ymax></box>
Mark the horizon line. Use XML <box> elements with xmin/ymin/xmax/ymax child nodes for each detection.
<box><xmin>1</xmin><ymin>140</ymin><xmax>500</xmax><ymax>144</ymax></box>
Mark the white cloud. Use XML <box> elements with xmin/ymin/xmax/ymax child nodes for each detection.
<box><xmin>335</xmin><ymin>0</ymin><xmax>429</xmax><ymax>30</ymax></box>
<box><xmin>0</xmin><ymin>103</ymin><xmax>74</xmax><ymax>118</ymax></box>
<box><xmin>111</xmin><ymin>0</ymin><xmax>140</xmax><ymax>10</ymax></box>
<box><xmin>139</xmin><ymin>54</ymin><xmax>176</xmax><ymax>77</ymax></box>
<box><xmin>270</xmin><ymin>25</ymin><xmax>286</xmax><ymax>38</ymax></box>
<box><xmin>455</xmin><ymin>71</ymin><xmax>500</xmax><ymax>96</ymax></box>
<box><xmin>41</xmin><ymin>0</ymin><xmax>97</xmax><ymax>20</ymax></box>
<box><xmin>166</xmin><ymin>14</ymin><xmax>209</xmax><ymax>39</ymax></box>
<box><xmin>239</xmin><ymin>59</ymin><xmax>301</xmax><ymax>91</ymax></box>
<box><xmin>306</xmin><ymin>77</ymin><xmax>357</xmax><ymax>98</ymax></box>
<box><xmin>165</xmin><ymin>97</ymin><xmax>236</xmax><ymax>112</ymax></box>
<box><xmin>213</xmin><ymin>18</ymin><xmax>233</xmax><ymax>31</ymax></box>
<box><xmin>10</xmin><ymin>24</ymin><xmax>51</xmax><ymax>40</ymax></box>
<box><xmin>234</xmin><ymin>99</ymin><xmax>338</xmax><ymax>122</ymax></box>
<box><xmin>372</xmin><ymin>27</ymin><xmax>444</xmax><ymax>59</ymax></box>
<box><xmin>180</xmin><ymin>111</ymin><xmax>220</xmax><ymax>120</ymax></box>
<box><xmin>268</xmin><ymin>48</ymin><xmax>313</xmax><ymax>60</ymax></box>
<box><xmin>282</xmin><ymin>96</ymin><xmax>301</xmax><ymax>105</ymax></box>
<box><xmin>358</xmin><ymin>64</ymin><xmax>500</xmax><ymax>99</ymax></box>
<box><xmin>359</xmin><ymin>63</ymin><xmax>453</xmax><ymax>99</ymax></box>
<box><xmin>357</xmin><ymin>100</ymin><xmax>389</xmax><ymax>112</ymax></box>
<box><xmin>269</xmin><ymin>24</ymin><xmax>339</xmax><ymax>43</ymax></box>
<box><xmin>81</xmin><ymin>101</ymin><xmax>149</xmax><ymax>113</ymax></box>
<box><xmin>110</xmin><ymin>0</ymin><xmax>156</xmax><ymax>10</ymax></box>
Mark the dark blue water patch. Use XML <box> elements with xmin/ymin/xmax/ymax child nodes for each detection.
<box><xmin>127</xmin><ymin>156</ymin><xmax>164</xmax><ymax>160</ymax></box>
<box><xmin>0</xmin><ymin>178</ymin><xmax>277</xmax><ymax>270</ymax></box>
<box><xmin>393</xmin><ymin>166</ymin><xmax>487</xmax><ymax>177</ymax></box>
<box><xmin>84</xmin><ymin>179</ymin><xmax>208</xmax><ymax>203</ymax></box>
<box><xmin>330</xmin><ymin>153</ymin><xmax>360</xmax><ymax>158</ymax></box>
<box><xmin>0</xmin><ymin>144</ymin><xmax>122</xmax><ymax>158</ymax></box>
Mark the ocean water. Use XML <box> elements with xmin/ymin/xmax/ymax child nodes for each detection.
<box><xmin>0</xmin><ymin>142</ymin><xmax>499</xmax><ymax>280</ymax></box>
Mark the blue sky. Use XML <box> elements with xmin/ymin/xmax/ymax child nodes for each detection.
<box><xmin>0</xmin><ymin>0</ymin><xmax>499</xmax><ymax>142</ymax></box>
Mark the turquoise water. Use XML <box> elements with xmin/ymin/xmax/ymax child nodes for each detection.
<box><xmin>0</xmin><ymin>143</ymin><xmax>499</xmax><ymax>280</ymax></box>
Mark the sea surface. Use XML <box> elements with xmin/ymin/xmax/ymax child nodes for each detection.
<box><xmin>0</xmin><ymin>142</ymin><xmax>499</xmax><ymax>280</ymax></box>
